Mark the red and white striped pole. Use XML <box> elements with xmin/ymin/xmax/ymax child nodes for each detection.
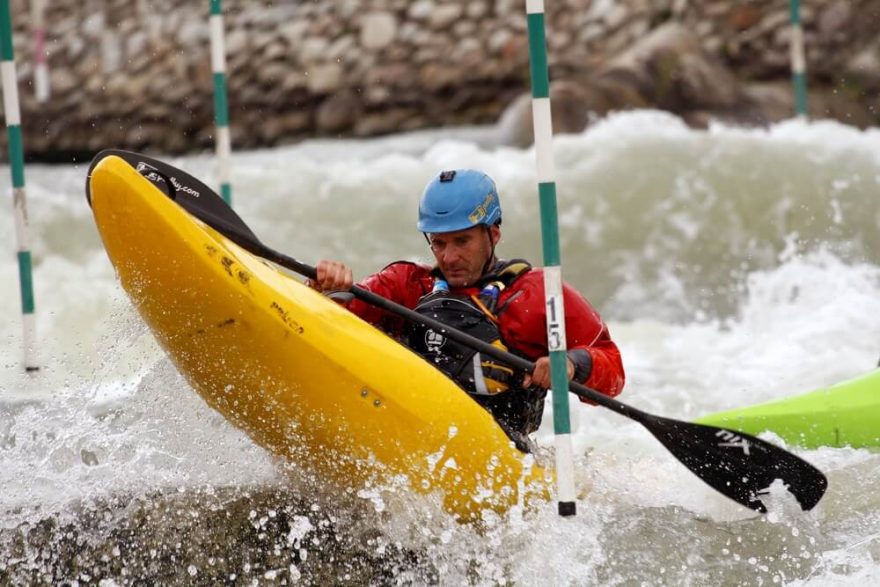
<box><xmin>31</xmin><ymin>0</ymin><xmax>49</xmax><ymax>103</ymax></box>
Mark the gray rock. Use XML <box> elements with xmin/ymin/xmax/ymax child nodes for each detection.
<box><xmin>328</xmin><ymin>35</ymin><xmax>356</xmax><ymax>60</ymax></box>
<box><xmin>408</xmin><ymin>0</ymin><xmax>434</xmax><ymax>21</ymax></box>
<box><xmin>487</xmin><ymin>28</ymin><xmax>513</xmax><ymax>54</ymax></box>
<box><xmin>316</xmin><ymin>92</ymin><xmax>361</xmax><ymax>133</ymax></box>
<box><xmin>845</xmin><ymin>43</ymin><xmax>880</xmax><ymax>91</ymax></box>
<box><xmin>466</xmin><ymin>2</ymin><xmax>489</xmax><ymax>19</ymax></box>
<box><xmin>278</xmin><ymin>21</ymin><xmax>310</xmax><ymax>45</ymax></box>
<box><xmin>125</xmin><ymin>31</ymin><xmax>148</xmax><ymax>59</ymax></box>
<box><xmin>430</xmin><ymin>5</ymin><xmax>464</xmax><ymax>29</ymax></box>
<box><xmin>7</xmin><ymin>0</ymin><xmax>880</xmax><ymax>157</ymax></box>
<box><xmin>306</xmin><ymin>63</ymin><xmax>344</xmax><ymax>94</ymax></box>
<box><xmin>176</xmin><ymin>19</ymin><xmax>208</xmax><ymax>48</ymax></box>
<box><xmin>299</xmin><ymin>37</ymin><xmax>329</xmax><ymax>63</ymax></box>
<box><xmin>81</xmin><ymin>11</ymin><xmax>106</xmax><ymax>38</ymax></box>
<box><xmin>225</xmin><ymin>29</ymin><xmax>249</xmax><ymax>56</ymax></box>
<box><xmin>50</xmin><ymin>68</ymin><xmax>78</xmax><ymax>94</ymax></box>
<box><xmin>818</xmin><ymin>1</ymin><xmax>852</xmax><ymax>39</ymax></box>
<box><xmin>100</xmin><ymin>31</ymin><xmax>122</xmax><ymax>74</ymax></box>
<box><xmin>360</xmin><ymin>12</ymin><xmax>397</xmax><ymax>50</ymax></box>
<box><xmin>453</xmin><ymin>20</ymin><xmax>477</xmax><ymax>38</ymax></box>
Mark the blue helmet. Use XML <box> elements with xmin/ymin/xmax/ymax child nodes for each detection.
<box><xmin>417</xmin><ymin>169</ymin><xmax>502</xmax><ymax>233</ymax></box>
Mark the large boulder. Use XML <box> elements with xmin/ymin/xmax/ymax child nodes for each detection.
<box><xmin>496</xmin><ymin>21</ymin><xmax>877</xmax><ymax>146</ymax></box>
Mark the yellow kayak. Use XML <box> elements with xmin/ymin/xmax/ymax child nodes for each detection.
<box><xmin>87</xmin><ymin>153</ymin><xmax>550</xmax><ymax>521</ymax></box>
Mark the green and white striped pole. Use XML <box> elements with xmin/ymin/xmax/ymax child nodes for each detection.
<box><xmin>209</xmin><ymin>0</ymin><xmax>232</xmax><ymax>205</ymax></box>
<box><xmin>1</xmin><ymin>0</ymin><xmax>39</xmax><ymax>372</ymax></box>
<box><xmin>525</xmin><ymin>0</ymin><xmax>576</xmax><ymax>517</ymax></box>
<box><xmin>789</xmin><ymin>0</ymin><xmax>808</xmax><ymax>118</ymax></box>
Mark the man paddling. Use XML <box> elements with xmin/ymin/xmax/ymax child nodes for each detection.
<box><xmin>308</xmin><ymin>169</ymin><xmax>625</xmax><ymax>450</ymax></box>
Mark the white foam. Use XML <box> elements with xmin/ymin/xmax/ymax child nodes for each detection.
<box><xmin>1</xmin><ymin>112</ymin><xmax>879</xmax><ymax>582</ymax></box>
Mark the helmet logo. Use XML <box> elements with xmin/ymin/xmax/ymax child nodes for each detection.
<box><xmin>439</xmin><ymin>170</ymin><xmax>456</xmax><ymax>182</ymax></box>
<box><xmin>425</xmin><ymin>329</ymin><xmax>446</xmax><ymax>352</ymax></box>
<box><xmin>468</xmin><ymin>192</ymin><xmax>496</xmax><ymax>224</ymax></box>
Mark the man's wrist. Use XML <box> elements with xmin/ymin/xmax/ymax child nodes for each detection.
<box><xmin>567</xmin><ymin>349</ymin><xmax>592</xmax><ymax>382</ymax></box>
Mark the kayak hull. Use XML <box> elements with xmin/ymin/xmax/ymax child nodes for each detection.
<box><xmin>697</xmin><ymin>369</ymin><xmax>880</xmax><ymax>449</ymax></box>
<box><xmin>89</xmin><ymin>155</ymin><xmax>550</xmax><ymax>521</ymax></box>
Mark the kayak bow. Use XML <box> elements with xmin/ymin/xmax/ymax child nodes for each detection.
<box><xmin>698</xmin><ymin>369</ymin><xmax>880</xmax><ymax>449</ymax></box>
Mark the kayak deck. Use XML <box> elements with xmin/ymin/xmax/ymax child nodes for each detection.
<box><xmin>697</xmin><ymin>369</ymin><xmax>880</xmax><ymax>449</ymax></box>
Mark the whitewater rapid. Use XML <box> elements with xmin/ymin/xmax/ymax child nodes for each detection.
<box><xmin>2</xmin><ymin>111</ymin><xmax>879</xmax><ymax>584</ymax></box>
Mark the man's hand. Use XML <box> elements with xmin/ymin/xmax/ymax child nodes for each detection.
<box><xmin>309</xmin><ymin>260</ymin><xmax>353</xmax><ymax>292</ymax></box>
<box><xmin>523</xmin><ymin>356</ymin><xmax>574</xmax><ymax>389</ymax></box>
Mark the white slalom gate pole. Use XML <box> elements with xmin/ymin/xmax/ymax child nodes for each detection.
<box><xmin>788</xmin><ymin>0</ymin><xmax>808</xmax><ymax>118</ymax></box>
<box><xmin>209</xmin><ymin>0</ymin><xmax>232</xmax><ymax>205</ymax></box>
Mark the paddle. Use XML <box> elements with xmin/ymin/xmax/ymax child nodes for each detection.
<box><xmin>86</xmin><ymin>150</ymin><xmax>829</xmax><ymax>513</ymax></box>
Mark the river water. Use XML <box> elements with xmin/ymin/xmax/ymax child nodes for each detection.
<box><xmin>2</xmin><ymin>111</ymin><xmax>879</xmax><ymax>584</ymax></box>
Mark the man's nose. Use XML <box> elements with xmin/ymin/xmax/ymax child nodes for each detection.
<box><xmin>442</xmin><ymin>245</ymin><xmax>462</xmax><ymax>264</ymax></box>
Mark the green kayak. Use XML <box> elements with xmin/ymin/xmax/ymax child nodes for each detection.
<box><xmin>697</xmin><ymin>369</ymin><xmax>880</xmax><ymax>449</ymax></box>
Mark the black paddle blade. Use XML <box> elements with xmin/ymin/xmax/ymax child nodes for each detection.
<box><xmin>86</xmin><ymin>149</ymin><xmax>259</xmax><ymax>246</ymax></box>
<box><xmin>644</xmin><ymin>416</ymin><xmax>828</xmax><ymax>512</ymax></box>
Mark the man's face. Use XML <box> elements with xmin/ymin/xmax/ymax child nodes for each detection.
<box><xmin>428</xmin><ymin>224</ymin><xmax>500</xmax><ymax>288</ymax></box>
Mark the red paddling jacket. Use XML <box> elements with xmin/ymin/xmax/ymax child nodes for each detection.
<box><xmin>346</xmin><ymin>259</ymin><xmax>625</xmax><ymax>444</ymax></box>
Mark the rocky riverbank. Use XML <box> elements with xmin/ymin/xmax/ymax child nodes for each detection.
<box><xmin>4</xmin><ymin>0</ymin><xmax>879</xmax><ymax>159</ymax></box>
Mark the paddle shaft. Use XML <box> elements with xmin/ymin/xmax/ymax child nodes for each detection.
<box><xmin>257</xmin><ymin>244</ymin><xmax>646</xmax><ymax>422</ymax></box>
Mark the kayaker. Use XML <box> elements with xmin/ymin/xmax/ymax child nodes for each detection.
<box><xmin>308</xmin><ymin>169</ymin><xmax>625</xmax><ymax>450</ymax></box>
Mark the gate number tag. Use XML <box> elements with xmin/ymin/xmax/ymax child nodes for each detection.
<box><xmin>546</xmin><ymin>294</ymin><xmax>566</xmax><ymax>351</ymax></box>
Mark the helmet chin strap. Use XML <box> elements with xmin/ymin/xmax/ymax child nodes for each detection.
<box><xmin>481</xmin><ymin>225</ymin><xmax>498</xmax><ymax>277</ymax></box>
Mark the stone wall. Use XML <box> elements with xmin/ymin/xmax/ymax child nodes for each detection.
<box><xmin>3</xmin><ymin>0</ymin><xmax>879</xmax><ymax>159</ymax></box>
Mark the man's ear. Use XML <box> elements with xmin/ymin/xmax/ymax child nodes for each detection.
<box><xmin>490</xmin><ymin>225</ymin><xmax>501</xmax><ymax>246</ymax></box>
